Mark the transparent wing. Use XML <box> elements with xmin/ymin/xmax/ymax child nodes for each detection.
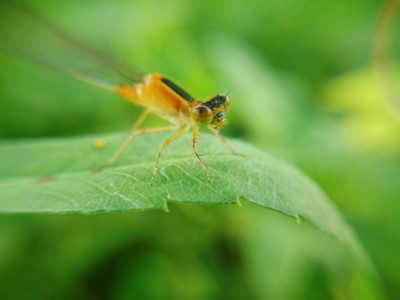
<box><xmin>0</xmin><ymin>2</ymin><xmax>145</xmax><ymax>90</ymax></box>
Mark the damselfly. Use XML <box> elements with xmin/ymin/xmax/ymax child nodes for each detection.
<box><xmin>0</xmin><ymin>3</ymin><xmax>234</xmax><ymax>182</ymax></box>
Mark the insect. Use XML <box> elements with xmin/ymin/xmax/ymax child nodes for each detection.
<box><xmin>0</xmin><ymin>3</ymin><xmax>234</xmax><ymax>181</ymax></box>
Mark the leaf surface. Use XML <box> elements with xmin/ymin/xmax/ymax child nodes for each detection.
<box><xmin>0</xmin><ymin>132</ymin><xmax>371</xmax><ymax>268</ymax></box>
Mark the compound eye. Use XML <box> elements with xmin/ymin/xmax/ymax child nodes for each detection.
<box><xmin>216</xmin><ymin>111</ymin><xmax>225</xmax><ymax>118</ymax></box>
<box><xmin>191</xmin><ymin>105</ymin><xmax>213</xmax><ymax>125</ymax></box>
<box><xmin>192</xmin><ymin>105</ymin><xmax>212</xmax><ymax>118</ymax></box>
<box><xmin>224</xmin><ymin>96</ymin><xmax>231</xmax><ymax>111</ymax></box>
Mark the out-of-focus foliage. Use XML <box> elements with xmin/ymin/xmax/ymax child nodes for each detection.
<box><xmin>0</xmin><ymin>0</ymin><xmax>399</xmax><ymax>299</ymax></box>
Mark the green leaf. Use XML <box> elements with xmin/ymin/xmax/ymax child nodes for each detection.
<box><xmin>0</xmin><ymin>132</ymin><xmax>372</xmax><ymax>269</ymax></box>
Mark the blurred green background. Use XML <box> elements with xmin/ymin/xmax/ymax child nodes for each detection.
<box><xmin>1</xmin><ymin>0</ymin><xmax>400</xmax><ymax>299</ymax></box>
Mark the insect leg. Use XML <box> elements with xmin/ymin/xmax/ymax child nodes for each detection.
<box><xmin>133</xmin><ymin>125</ymin><xmax>179</xmax><ymax>135</ymax></box>
<box><xmin>207</xmin><ymin>125</ymin><xmax>237</xmax><ymax>155</ymax></box>
<box><xmin>192</xmin><ymin>126</ymin><xmax>211</xmax><ymax>182</ymax></box>
<box><xmin>109</xmin><ymin>125</ymin><xmax>180</xmax><ymax>166</ymax></box>
<box><xmin>152</xmin><ymin>126</ymin><xmax>191</xmax><ymax>181</ymax></box>
<box><xmin>108</xmin><ymin>109</ymin><xmax>150</xmax><ymax>165</ymax></box>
